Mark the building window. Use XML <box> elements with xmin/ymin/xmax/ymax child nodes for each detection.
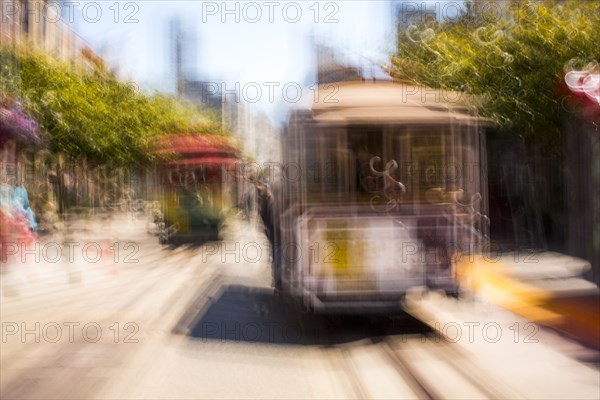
<box><xmin>22</xmin><ymin>0</ymin><xmax>29</xmax><ymax>34</ymax></box>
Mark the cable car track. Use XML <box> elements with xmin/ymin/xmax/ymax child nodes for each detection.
<box><xmin>383</xmin><ymin>335</ymin><xmax>522</xmax><ymax>400</ymax></box>
<box><xmin>329</xmin><ymin>333</ymin><xmax>521</xmax><ymax>400</ymax></box>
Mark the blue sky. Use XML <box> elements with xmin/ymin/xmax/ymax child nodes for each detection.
<box><xmin>73</xmin><ymin>2</ymin><xmax>392</xmax><ymax>82</ymax></box>
<box><xmin>68</xmin><ymin>1</ymin><xmax>458</xmax><ymax>118</ymax></box>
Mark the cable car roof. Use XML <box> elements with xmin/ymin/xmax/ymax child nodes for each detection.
<box><xmin>154</xmin><ymin>134</ymin><xmax>239</xmax><ymax>155</ymax></box>
<box><xmin>302</xmin><ymin>81</ymin><xmax>491</xmax><ymax>126</ymax></box>
<box><xmin>166</xmin><ymin>157</ymin><xmax>239</xmax><ymax>166</ymax></box>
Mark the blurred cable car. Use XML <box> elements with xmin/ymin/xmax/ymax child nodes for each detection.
<box><xmin>153</xmin><ymin>134</ymin><xmax>240</xmax><ymax>244</ymax></box>
<box><xmin>273</xmin><ymin>81</ymin><xmax>491</xmax><ymax>313</ymax></box>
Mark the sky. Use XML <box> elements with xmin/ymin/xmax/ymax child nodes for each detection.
<box><xmin>72</xmin><ymin>4</ymin><xmax>390</xmax><ymax>84</ymax></box>
<box><xmin>65</xmin><ymin>1</ymin><xmax>455</xmax><ymax>119</ymax></box>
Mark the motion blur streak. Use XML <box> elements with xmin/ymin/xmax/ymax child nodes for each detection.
<box><xmin>1</xmin><ymin>1</ymin><xmax>599</xmax><ymax>399</ymax></box>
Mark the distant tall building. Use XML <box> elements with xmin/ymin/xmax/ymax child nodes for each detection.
<box><xmin>311</xmin><ymin>41</ymin><xmax>390</xmax><ymax>85</ymax></box>
<box><xmin>181</xmin><ymin>81</ymin><xmax>222</xmax><ymax>110</ymax></box>
<box><xmin>170</xmin><ymin>19</ymin><xmax>184</xmax><ymax>97</ymax></box>
<box><xmin>169</xmin><ymin>18</ymin><xmax>198</xmax><ymax>97</ymax></box>
<box><xmin>315</xmin><ymin>44</ymin><xmax>363</xmax><ymax>85</ymax></box>
<box><xmin>168</xmin><ymin>18</ymin><xmax>224</xmax><ymax>116</ymax></box>
<box><xmin>165</xmin><ymin>19</ymin><xmax>277</xmax><ymax>162</ymax></box>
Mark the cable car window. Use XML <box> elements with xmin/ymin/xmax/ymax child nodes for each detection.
<box><xmin>302</xmin><ymin>128</ymin><xmax>349</xmax><ymax>196</ymax></box>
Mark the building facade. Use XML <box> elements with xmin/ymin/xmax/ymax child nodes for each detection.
<box><xmin>1</xmin><ymin>0</ymin><xmax>103</xmax><ymax>71</ymax></box>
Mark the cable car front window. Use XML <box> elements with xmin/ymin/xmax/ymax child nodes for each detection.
<box><xmin>298</xmin><ymin>124</ymin><xmax>480</xmax><ymax>207</ymax></box>
<box><xmin>303</xmin><ymin>127</ymin><xmax>350</xmax><ymax>198</ymax></box>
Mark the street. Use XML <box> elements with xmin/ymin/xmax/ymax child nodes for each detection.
<box><xmin>2</xmin><ymin>1</ymin><xmax>599</xmax><ymax>399</ymax></box>
<box><xmin>1</xmin><ymin>212</ymin><xmax>599</xmax><ymax>399</ymax></box>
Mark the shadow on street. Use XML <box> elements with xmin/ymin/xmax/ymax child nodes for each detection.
<box><xmin>188</xmin><ymin>285</ymin><xmax>432</xmax><ymax>346</ymax></box>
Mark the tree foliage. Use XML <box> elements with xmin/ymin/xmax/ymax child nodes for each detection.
<box><xmin>1</xmin><ymin>45</ymin><xmax>223</xmax><ymax>166</ymax></box>
<box><xmin>391</xmin><ymin>0</ymin><xmax>600</xmax><ymax>149</ymax></box>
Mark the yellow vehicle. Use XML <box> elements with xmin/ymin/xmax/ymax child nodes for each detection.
<box><xmin>273</xmin><ymin>81</ymin><xmax>490</xmax><ymax>313</ymax></box>
<box><xmin>154</xmin><ymin>135</ymin><xmax>240</xmax><ymax>244</ymax></box>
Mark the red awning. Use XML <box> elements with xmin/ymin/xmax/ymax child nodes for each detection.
<box><xmin>154</xmin><ymin>134</ymin><xmax>238</xmax><ymax>155</ymax></box>
<box><xmin>166</xmin><ymin>157</ymin><xmax>240</xmax><ymax>166</ymax></box>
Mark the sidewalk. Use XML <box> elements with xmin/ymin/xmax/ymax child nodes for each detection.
<box><xmin>405</xmin><ymin>291</ymin><xmax>599</xmax><ymax>399</ymax></box>
<box><xmin>456</xmin><ymin>251</ymin><xmax>600</xmax><ymax>350</ymax></box>
<box><xmin>0</xmin><ymin>211</ymin><xmax>152</xmax><ymax>298</ymax></box>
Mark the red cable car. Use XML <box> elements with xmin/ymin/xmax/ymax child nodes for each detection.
<box><xmin>153</xmin><ymin>134</ymin><xmax>241</xmax><ymax>244</ymax></box>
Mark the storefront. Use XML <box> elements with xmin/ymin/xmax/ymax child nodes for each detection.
<box><xmin>1</xmin><ymin>96</ymin><xmax>41</xmax><ymax>262</ymax></box>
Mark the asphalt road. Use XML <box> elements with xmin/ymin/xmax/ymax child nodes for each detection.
<box><xmin>1</xmin><ymin>212</ymin><xmax>598</xmax><ymax>399</ymax></box>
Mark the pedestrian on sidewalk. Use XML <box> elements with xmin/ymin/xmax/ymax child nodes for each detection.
<box><xmin>255</xmin><ymin>181</ymin><xmax>274</xmax><ymax>246</ymax></box>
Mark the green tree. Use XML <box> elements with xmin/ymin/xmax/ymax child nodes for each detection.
<box><xmin>391</xmin><ymin>0</ymin><xmax>600</xmax><ymax>151</ymax></box>
<box><xmin>1</xmin><ymin>45</ymin><xmax>224</xmax><ymax>166</ymax></box>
